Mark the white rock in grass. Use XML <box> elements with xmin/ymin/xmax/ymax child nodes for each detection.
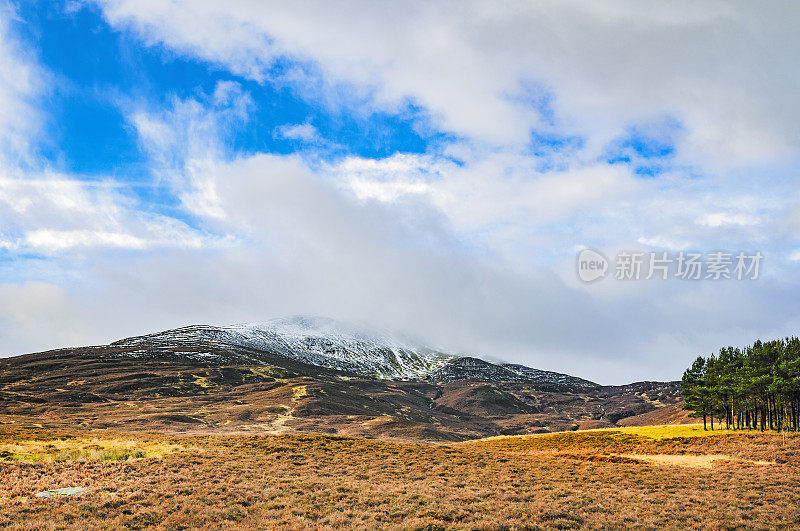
<box><xmin>35</xmin><ymin>487</ymin><xmax>84</xmax><ymax>498</ymax></box>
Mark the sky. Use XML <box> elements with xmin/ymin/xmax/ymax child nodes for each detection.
<box><xmin>1</xmin><ymin>0</ymin><xmax>799</xmax><ymax>384</ymax></box>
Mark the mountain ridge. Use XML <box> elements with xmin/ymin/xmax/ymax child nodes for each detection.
<box><xmin>100</xmin><ymin>315</ymin><xmax>599</xmax><ymax>388</ymax></box>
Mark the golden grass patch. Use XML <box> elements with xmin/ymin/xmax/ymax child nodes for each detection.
<box><xmin>248</xmin><ymin>365</ymin><xmax>285</xmax><ymax>379</ymax></box>
<box><xmin>468</xmin><ymin>424</ymin><xmax>754</xmax><ymax>448</ymax></box>
<box><xmin>291</xmin><ymin>385</ymin><xmax>308</xmax><ymax>401</ymax></box>
<box><xmin>192</xmin><ymin>375</ymin><xmax>211</xmax><ymax>388</ymax></box>
<box><xmin>618</xmin><ymin>453</ymin><xmax>728</xmax><ymax>468</ymax></box>
<box><xmin>615</xmin><ymin>424</ymin><xmax>738</xmax><ymax>440</ymax></box>
<box><xmin>615</xmin><ymin>453</ymin><xmax>777</xmax><ymax>468</ymax></box>
<box><xmin>0</xmin><ymin>437</ymin><xmax>183</xmax><ymax>463</ymax></box>
<box><xmin>363</xmin><ymin>415</ymin><xmax>394</xmax><ymax>426</ymax></box>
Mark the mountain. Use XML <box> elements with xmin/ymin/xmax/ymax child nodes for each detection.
<box><xmin>104</xmin><ymin>316</ymin><xmax>597</xmax><ymax>387</ymax></box>
<box><xmin>109</xmin><ymin>316</ymin><xmax>455</xmax><ymax>380</ymax></box>
<box><xmin>0</xmin><ymin>316</ymin><xmax>689</xmax><ymax>441</ymax></box>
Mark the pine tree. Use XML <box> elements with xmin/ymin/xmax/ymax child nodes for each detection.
<box><xmin>681</xmin><ymin>337</ymin><xmax>800</xmax><ymax>432</ymax></box>
<box><xmin>682</xmin><ymin>356</ymin><xmax>707</xmax><ymax>430</ymax></box>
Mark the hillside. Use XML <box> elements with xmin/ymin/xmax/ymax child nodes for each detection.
<box><xmin>0</xmin><ymin>318</ymin><xmax>688</xmax><ymax>440</ymax></box>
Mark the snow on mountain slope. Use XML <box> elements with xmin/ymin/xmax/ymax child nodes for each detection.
<box><xmin>426</xmin><ymin>357</ymin><xmax>599</xmax><ymax>388</ymax></box>
<box><xmin>111</xmin><ymin>316</ymin><xmax>455</xmax><ymax>380</ymax></box>
<box><xmin>109</xmin><ymin>315</ymin><xmax>598</xmax><ymax>386</ymax></box>
<box><xmin>501</xmin><ymin>363</ymin><xmax>599</xmax><ymax>388</ymax></box>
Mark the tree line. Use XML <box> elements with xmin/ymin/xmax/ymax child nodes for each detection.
<box><xmin>681</xmin><ymin>337</ymin><xmax>800</xmax><ymax>431</ymax></box>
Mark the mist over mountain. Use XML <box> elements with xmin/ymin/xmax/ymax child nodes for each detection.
<box><xmin>106</xmin><ymin>315</ymin><xmax>598</xmax><ymax>387</ymax></box>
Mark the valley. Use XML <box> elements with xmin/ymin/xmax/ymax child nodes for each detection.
<box><xmin>0</xmin><ymin>425</ymin><xmax>797</xmax><ymax>529</ymax></box>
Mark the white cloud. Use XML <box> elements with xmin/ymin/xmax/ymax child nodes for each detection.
<box><xmin>19</xmin><ymin>226</ymin><xmax>211</xmax><ymax>253</ymax></box>
<box><xmin>24</xmin><ymin>230</ymin><xmax>149</xmax><ymax>251</ymax></box>
<box><xmin>636</xmin><ymin>236</ymin><xmax>691</xmax><ymax>251</ymax></box>
<box><xmin>0</xmin><ymin>6</ymin><xmax>42</xmax><ymax>166</ymax></box>
<box><xmin>127</xmin><ymin>81</ymin><xmax>257</xmax><ymax>220</ymax></box>
<box><xmin>274</xmin><ymin>123</ymin><xmax>320</xmax><ymax>142</ymax></box>
<box><xmin>0</xmin><ymin>14</ymin><xmax>216</xmax><ymax>259</ymax></box>
<box><xmin>696</xmin><ymin>212</ymin><xmax>761</xmax><ymax>228</ymax></box>
<box><xmin>85</xmin><ymin>2</ymin><xmax>800</xmax><ymax>274</ymax></box>
<box><xmin>95</xmin><ymin>0</ymin><xmax>800</xmax><ymax>166</ymax></box>
<box><xmin>0</xmin><ymin>174</ymin><xmax>216</xmax><ymax>255</ymax></box>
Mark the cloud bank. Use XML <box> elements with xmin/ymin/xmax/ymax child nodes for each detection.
<box><xmin>1</xmin><ymin>1</ymin><xmax>799</xmax><ymax>384</ymax></box>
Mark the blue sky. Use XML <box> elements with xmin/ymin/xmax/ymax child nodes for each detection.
<box><xmin>1</xmin><ymin>1</ymin><xmax>799</xmax><ymax>383</ymax></box>
<box><xmin>12</xmin><ymin>2</ymin><xmax>444</xmax><ymax>191</ymax></box>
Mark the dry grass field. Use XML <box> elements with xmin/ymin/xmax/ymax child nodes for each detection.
<box><xmin>0</xmin><ymin>423</ymin><xmax>798</xmax><ymax>530</ymax></box>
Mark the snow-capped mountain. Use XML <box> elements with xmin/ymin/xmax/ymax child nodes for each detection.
<box><xmin>111</xmin><ymin>315</ymin><xmax>455</xmax><ymax>380</ymax></box>
<box><xmin>108</xmin><ymin>315</ymin><xmax>598</xmax><ymax>386</ymax></box>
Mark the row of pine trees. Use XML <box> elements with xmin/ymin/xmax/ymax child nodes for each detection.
<box><xmin>681</xmin><ymin>338</ymin><xmax>800</xmax><ymax>431</ymax></box>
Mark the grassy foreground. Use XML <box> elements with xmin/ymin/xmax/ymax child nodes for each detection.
<box><xmin>0</xmin><ymin>424</ymin><xmax>798</xmax><ymax>529</ymax></box>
